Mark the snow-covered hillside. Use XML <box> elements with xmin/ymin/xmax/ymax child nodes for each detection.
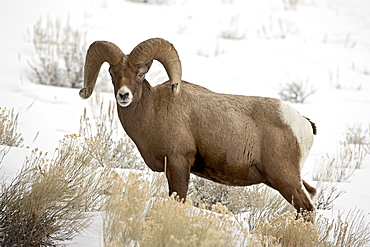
<box><xmin>1</xmin><ymin>0</ymin><xmax>369</xmax><ymax>245</ymax></box>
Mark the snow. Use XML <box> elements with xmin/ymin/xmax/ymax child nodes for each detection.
<box><xmin>0</xmin><ymin>0</ymin><xmax>369</xmax><ymax>245</ymax></box>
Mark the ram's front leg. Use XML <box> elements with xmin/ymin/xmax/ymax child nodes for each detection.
<box><xmin>164</xmin><ymin>155</ymin><xmax>191</xmax><ymax>201</ymax></box>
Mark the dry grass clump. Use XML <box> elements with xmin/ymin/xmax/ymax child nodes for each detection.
<box><xmin>313</xmin><ymin>142</ymin><xmax>365</xmax><ymax>209</ymax></box>
<box><xmin>238</xmin><ymin>184</ymin><xmax>294</xmax><ymax>231</ymax></box>
<box><xmin>344</xmin><ymin>123</ymin><xmax>370</xmax><ymax>154</ymax></box>
<box><xmin>278</xmin><ymin>77</ymin><xmax>316</xmax><ymax>103</ymax></box>
<box><xmin>105</xmin><ymin>172</ymin><xmax>370</xmax><ymax>247</ymax></box>
<box><xmin>0</xmin><ymin>107</ymin><xmax>24</xmax><ymax>148</ymax></box>
<box><xmin>316</xmin><ymin>209</ymin><xmax>370</xmax><ymax>247</ymax></box>
<box><xmin>219</xmin><ymin>13</ymin><xmax>247</xmax><ymax>40</ymax></box>
<box><xmin>251</xmin><ymin>209</ymin><xmax>370</xmax><ymax>247</ymax></box>
<box><xmin>189</xmin><ymin>175</ymin><xmax>251</xmax><ymax>214</ymax></box>
<box><xmin>313</xmin><ymin>144</ymin><xmax>358</xmax><ymax>184</ymax></box>
<box><xmin>314</xmin><ymin>181</ymin><xmax>345</xmax><ymax>210</ymax></box>
<box><xmin>0</xmin><ymin>135</ymin><xmax>111</xmax><ymax>246</ymax></box>
<box><xmin>0</xmin><ymin>107</ymin><xmax>24</xmax><ymax>165</ymax></box>
<box><xmin>104</xmin><ymin>172</ymin><xmax>258</xmax><ymax>247</ymax></box>
<box><xmin>313</xmin><ymin>123</ymin><xmax>370</xmax><ymax>209</ymax></box>
<box><xmin>27</xmin><ymin>17</ymin><xmax>87</xmax><ymax>88</ymax></box>
<box><xmin>142</xmin><ymin>197</ymin><xmax>237</xmax><ymax>247</ymax></box>
<box><xmin>80</xmin><ymin>95</ymin><xmax>146</xmax><ymax>169</ymax></box>
<box><xmin>104</xmin><ymin>172</ymin><xmax>151</xmax><ymax>246</ymax></box>
<box><xmin>104</xmin><ymin>171</ymin><xmax>370</xmax><ymax>247</ymax></box>
<box><xmin>314</xmin><ymin>123</ymin><xmax>370</xmax><ymax>182</ymax></box>
<box><xmin>252</xmin><ymin>211</ymin><xmax>320</xmax><ymax>246</ymax></box>
<box><xmin>190</xmin><ymin>177</ymin><xmax>294</xmax><ymax>230</ymax></box>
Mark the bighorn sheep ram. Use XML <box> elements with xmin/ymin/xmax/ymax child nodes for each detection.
<box><xmin>80</xmin><ymin>38</ymin><xmax>317</xmax><ymax>213</ymax></box>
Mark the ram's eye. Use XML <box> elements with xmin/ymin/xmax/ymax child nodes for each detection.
<box><xmin>138</xmin><ymin>72</ymin><xmax>145</xmax><ymax>79</ymax></box>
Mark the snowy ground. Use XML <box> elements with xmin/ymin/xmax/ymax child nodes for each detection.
<box><xmin>1</xmin><ymin>0</ymin><xmax>370</xmax><ymax>246</ymax></box>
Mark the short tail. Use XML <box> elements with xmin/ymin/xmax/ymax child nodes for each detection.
<box><xmin>304</xmin><ymin>117</ymin><xmax>317</xmax><ymax>135</ymax></box>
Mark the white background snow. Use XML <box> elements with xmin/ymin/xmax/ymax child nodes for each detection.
<box><xmin>1</xmin><ymin>0</ymin><xmax>369</xmax><ymax>246</ymax></box>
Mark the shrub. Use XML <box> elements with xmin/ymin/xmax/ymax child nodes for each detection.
<box><xmin>314</xmin><ymin>181</ymin><xmax>346</xmax><ymax>210</ymax></box>
<box><xmin>313</xmin><ymin>123</ymin><xmax>370</xmax><ymax>210</ymax></box>
<box><xmin>189</xmin><ymin>176</ymin><xmax>251</xmax><ymax>214</ymax></box>
<box><xmin>313</xmin><ymin>146</ymin><xmax>355</xmax><ymax>210</ymax></box>
<box><xmin>104</xmin><ymin>172</ymin><xmax>153</xmax><ymax>246</ymax></box>
<box><xmin>250</xmin><ymin>209</ymin><xmax>370</xmax><ymax>247</ymax></box>
<box><xmin>312</xmin><ymin>144</ymin><xmax>359</xmax><ymax>183</ymax></box>
<box><xmin>316</xmin><ymin>209</ymin><xmax>370</xmax><ymax>247</ymax></box>
<box><xmin>219</xmin><ymin>13</ymin><xmax>247</xmax><ymax>40</ymax></box>
<box><xmin>28</xmin><ymin>17</ymin><xmax>86</xmax><ymax>88</ymax></box>
<box><xmin>0</xmin><ymin>107</ymin><xmax>24</xmax><ymax>147</ymax></box>
<box><xmin>237</xmin><ymin>184</ymin><xmax>294</xmax><ymax>231</ymax></box>
<box><xmin>103</xmin><ymin>171</ymin><xmax>256</xmax><ymax>247</ymax></box>
<box><xmin>105</xmin><ymin>179</ymin><xmax>370</xmax><ymax>246</ymax></box>
<box><xmin>313</xmin><ymin>123</ymin><xmax>369</xmax><ymax>198</ymax></box>
<box><xmin>252</xmin><ymin>212</ymin><xmax>320</xmax><ymax>246</ymax></box>
<box><xmin>142</xmin><ymin>198</ymin><xmax>238</xmax><ymax>247</ymax></box>
<box><xmin>278</xmin><ymin>77</ymin><xmax>316</xmax><ymax>103</ymax></box>
<box><xmin>0</xmin><ymin>135</ymin><xmax>111</xmax><ymax>246</ymax></box>
<box><xmin>189</xmin><ymin>177</ymin><xmax>294</xmax><ymax>230</ymax></box>
<box><xmin>79</xmin><ymin>95</ymin><xmax>146</xmax><ymax>170</ymax></box>
<box><xmin>344</xmin><ymin>123</ymin><xmax>370</xmax><ymax>154</ymax></box>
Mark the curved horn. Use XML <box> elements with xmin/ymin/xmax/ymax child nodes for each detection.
<box><xmin>80</xmin><ymin>41</ymin><xmax>124</xmax><ymax>99</ymax></box>
<box><xmin>129</xmin><ymin>38</ymin><xmax>182</xmax><ymax>95</ymax></box>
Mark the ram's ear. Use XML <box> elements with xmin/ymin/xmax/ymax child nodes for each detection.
<box><xmin>143</xmin><ymin>60</ymin><xmax>153</xmax><ymax>74</ymax></box>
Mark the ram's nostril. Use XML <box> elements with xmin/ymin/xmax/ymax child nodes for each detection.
<box><xmin>119</xmin><ymin>92</ymin><xmax>130</xmax><ymax>100</ymax></box>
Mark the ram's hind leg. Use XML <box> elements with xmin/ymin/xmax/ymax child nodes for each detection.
<box><xmin>265</xmin><ymin>175</ymin><xmax>315</xmax><ymax>213</ymax></box>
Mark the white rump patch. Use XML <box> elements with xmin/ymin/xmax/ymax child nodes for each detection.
<box><xmin>280</xmin><ymin>102</ymin><xmax>314</xmax><ymax>170</ymax></box>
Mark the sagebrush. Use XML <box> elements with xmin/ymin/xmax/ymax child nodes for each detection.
<box><xmin>104</xmin><ymin>171</ymin><xmax>254</xmax><ymax>247</ymax></box>
<box><xmin>0</xmin><ymin>135</ymin><xmax>111</xmax><ymax>246</ymax></box>
<box><xmin>252</xmin><ymin>211</ymin><xmax>320</xmax><ymax>246</ymax></box>
<box><xmin>28</xmin><ymin>17</ymin><xmax>111</xmax><ymax>90</ymax></box>
<box><xmin>0</xmin><ymin>107</ymin><xmax>24</xmax><ymax>148</ymax></box>
<box><xmin>104</xmin><ymin>171</ymin><xmax>370</xmax><ymax>247</ymax></box>
<box><xmin>313</xmin><ymin>123</ymin><xmax>369</xmax><ymax>209</ymax></box>
<box><xmin>189</xmin><ymin>176</ymin><xmax>294</xmax><ymax>226</ymax></box>
<box><xmin>79</xmin><ymin>94</ymin><xmax>146</xmax><ymax>170</ymax></box>
<box><xmin>278</xmin><ymin>77</ymin><xmax>316</xmax><ymax>103</ymax></box>
<box><xmin>315</xmin><ymin>209</ymin><xmax>370</xmax><ymax>247</ymax></box>
<box><xmin>28</xmin><ymin>17</ymin><xmax>86</xmax><ymax>88</ymax></box>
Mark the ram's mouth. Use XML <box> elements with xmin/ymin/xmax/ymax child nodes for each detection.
<box><xmin>117</xmin><ymin>100</ymin><xmax>131</xmax><ymax>107</ymax></box>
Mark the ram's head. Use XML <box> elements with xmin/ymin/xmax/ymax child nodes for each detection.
<box><xmin>80</xmin><ymin>38</ymin><xmax>182</xmax><ymax>107</ymax></box>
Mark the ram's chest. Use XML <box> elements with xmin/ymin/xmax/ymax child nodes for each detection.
<box><xmin>121</xmin><ymin>128</ymin><xmax>182</xmax><ymax>173</ymax></box>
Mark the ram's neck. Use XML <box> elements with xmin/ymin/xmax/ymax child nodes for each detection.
<box><xmin>116</xmin><ymin>80</ymin><xmax>154</xmax><ymax>145</ymax></box>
